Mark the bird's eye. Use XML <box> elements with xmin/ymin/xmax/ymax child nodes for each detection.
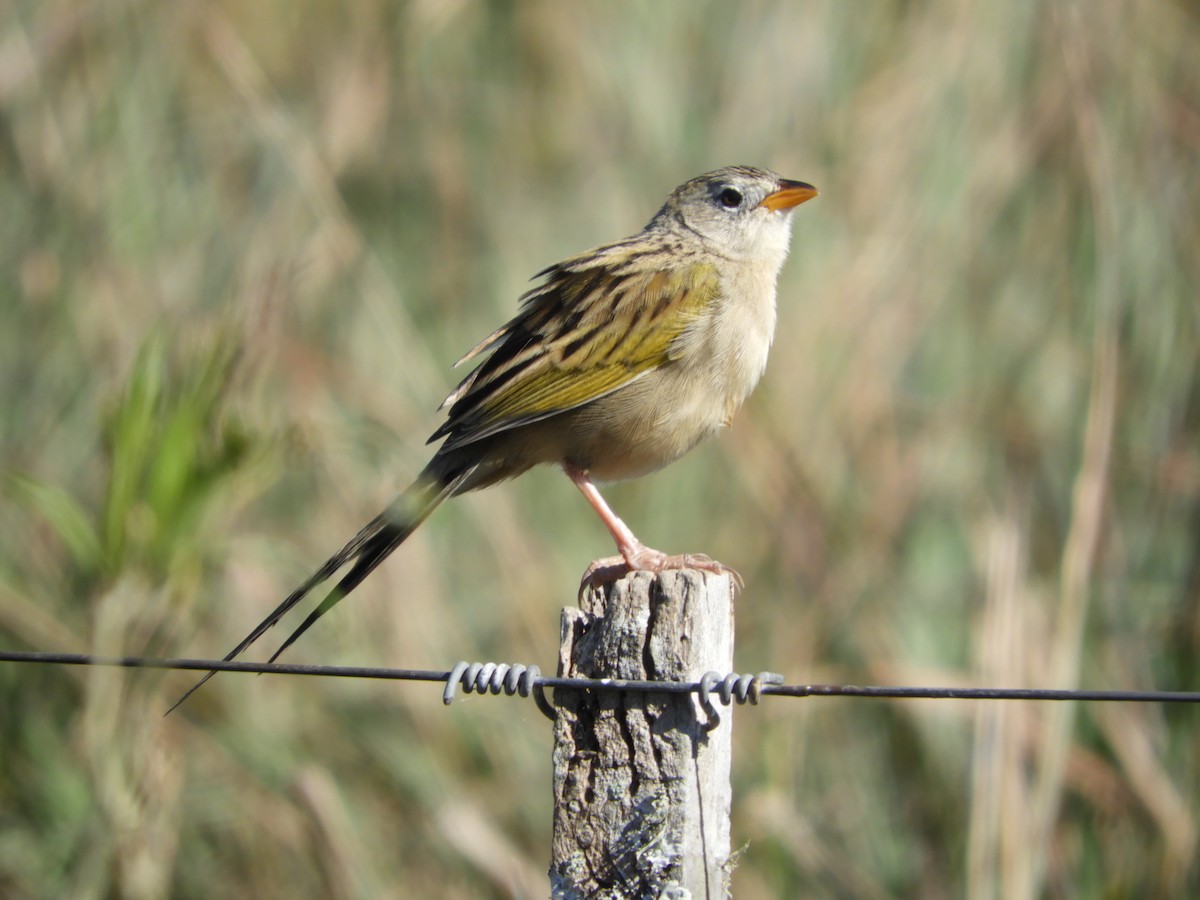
<box><xmin>718</xmin><ymin>187</ymin><xmax>743</xmax><ymax>209</ymax></box>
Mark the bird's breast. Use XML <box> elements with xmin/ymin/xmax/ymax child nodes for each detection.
<box><xmin>670</xmin><ymin>257</ymin><xmax>779</xmax><ymax>417</ymax></box>
<box><xmin>551</xmin><ymin>263</ymin><xmax>779</xmax><ymax>482</ymax></box>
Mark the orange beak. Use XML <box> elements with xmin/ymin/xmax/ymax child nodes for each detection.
<box><xmin>759</xmin><ymin>179</ymin><xmax>818</xmax><ymax>212</ymax></box>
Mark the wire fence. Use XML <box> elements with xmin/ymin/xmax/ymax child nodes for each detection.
<box><xmin>3</xmin><ymin>650</ymin><xmax>1198</xmax><ymax>712</ymax></box>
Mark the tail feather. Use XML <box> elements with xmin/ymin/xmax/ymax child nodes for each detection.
<box><xmin>167</xmin><ymin>466</ymin><xmax>474</xmax><ymax>713</ymax></box>
<box><xmin>265</xmin><ymin>522</ymin><xmax>409</xmax><ymax>664</ymax></box>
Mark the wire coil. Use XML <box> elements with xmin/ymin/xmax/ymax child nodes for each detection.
<box><xmin>443</xmin><ymin>660</ymin><xmax>556</xmax><ymax>720</ymax></box>
<box><xmin>698</xmin><ymin>671</ymin><xmax>785</xmax><ymax>729</ymax></box>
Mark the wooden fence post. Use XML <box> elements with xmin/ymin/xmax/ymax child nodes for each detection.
<box><xmin>549</xmin><ymin>568</ymin><xmax>736</xmax><ymax>899</ymax></box>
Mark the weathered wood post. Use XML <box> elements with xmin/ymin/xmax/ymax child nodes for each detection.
<box><xmin>550</xmin><ymin>568</ymin><xmax>736</xmax><ymax>899</ymax></box>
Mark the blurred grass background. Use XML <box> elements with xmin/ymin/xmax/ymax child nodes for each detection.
<box><xmin>1</xmin><ymin>0</ymin><xmax>1198</xmax><ymax>897</ymax></box>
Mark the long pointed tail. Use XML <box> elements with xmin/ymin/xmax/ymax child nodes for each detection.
<box><xmin>168</xmin><ymin>465</ymin><xmax>475</xmax><ymax>713</ymax></box>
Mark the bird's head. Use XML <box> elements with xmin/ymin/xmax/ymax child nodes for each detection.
<box><xmin>650</xmin><ymin>165</ymin><xmax>818</xmax><ymax>264</ymax></box>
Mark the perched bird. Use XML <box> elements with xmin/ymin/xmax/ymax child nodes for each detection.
<box><xmin>174</xmin><ymin>165</ymin><xmax>816</xmax><ymax>708</ymax></box>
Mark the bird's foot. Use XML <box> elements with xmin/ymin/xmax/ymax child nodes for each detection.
<box><xmin>577</xmin><ymin>555</ymin><xmax>630</xmax><ymax>597</ymax></box>
<box><xmin>578</xmin><ymin>545</ymin><xmax>743</xmax><ymax>598</ymax></box>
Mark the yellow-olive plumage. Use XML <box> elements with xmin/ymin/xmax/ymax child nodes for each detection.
<box><xmin>175</xmin><ymin>165</ymin><xmax>816</xmax><ymax>708</ymax></box>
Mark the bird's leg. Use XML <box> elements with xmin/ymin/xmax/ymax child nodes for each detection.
<box><xmin>562</xmin><ymin>462</ymin><xmax>743</xmax><ymax>592</ymax></box>
<box><xmin>563</xmin><ymin>462</ymin><xmax>660</xmax><ymax>568</ymax></box>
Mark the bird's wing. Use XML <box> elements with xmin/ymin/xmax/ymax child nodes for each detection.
<box><xmin>430</xmin><ymin>247</ymin><xmax>718</xmax><ymax>451</ymax></box>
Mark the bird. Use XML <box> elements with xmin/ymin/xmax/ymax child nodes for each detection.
<box><xmin>172</xmin><ymin>165</ymin><xmax>816</xmax><ymax>710</ymax></box>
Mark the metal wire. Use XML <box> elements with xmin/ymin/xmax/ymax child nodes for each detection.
<box><xmin>443</xmin><ymin>660</ymin><xmax>556</xmax><ymax>720</ymax></box>
<box><xmin>697</xmin><ymin>671</ymin><xmax>785</xmax><ymax>730</ymax></box>
<box><xmin>2</xmin><ymin>650</ymin><xmax>1199</xmax><ymax>706</ymax></box>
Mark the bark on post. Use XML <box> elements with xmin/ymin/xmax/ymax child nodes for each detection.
<box><xmin>549</xmin><ymin>568</ymin><xmax>736</xmax><ymax>899</ymax></box>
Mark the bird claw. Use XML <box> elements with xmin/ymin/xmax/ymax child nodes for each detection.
<box><xmin>577</xmin><ymin>549</ymin><xmax>743</xmax><ymax>599</ymax></box>
<box><xmin>578</xmin><ymin>556</ymin><xmax>631</xmax><ymax>599</ymax></box>
<box><xmin>664</xmin><ymin>553</ymin><xmax>744</xmax><ymax>591</ymax></box>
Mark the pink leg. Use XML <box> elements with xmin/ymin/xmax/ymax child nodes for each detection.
<box><xmin>562</xmin><ymin>462</ymin><xmax>742</xmax><ymax>589</ymax></box>
<box><xmin>562</xmin><ymin>462</ymin><xmax>658</xmax><ymax>566</ymax></box>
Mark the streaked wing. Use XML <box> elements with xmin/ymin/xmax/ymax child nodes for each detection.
<box><xmin>430</xmin><ymin>241</ymin><xmax>718</xmax><ymax>452</ymax></box>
